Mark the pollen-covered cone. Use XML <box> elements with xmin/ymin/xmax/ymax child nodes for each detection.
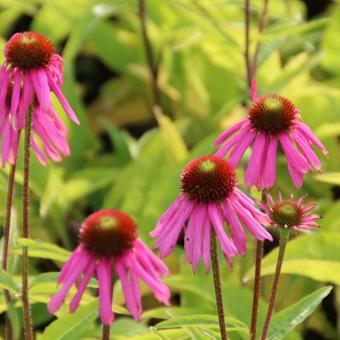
<box><xmin>0</xmin><ymin>31</ymin><xmax>79</xmax><ymax>166</ymax></box>
<box><xmin>48</xmin><ymin>209</ymin><xmax>170</xmax><ymax>326</ymax></box>
<box><xmin>150</xmin><ymin>156</ymin><xmax>273</xmax><ymax>272</ymax></box>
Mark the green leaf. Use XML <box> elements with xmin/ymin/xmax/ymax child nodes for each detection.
<box><xmin>40</xmin><ymin>300</ymin><xmax>98</xmax><ymax>340</ymax></box>
<box><xmin>155</xmin><ymin>314</ymin><xmax>248</xmax><ymax>334</ymax></box>
<box><xmin>14</xmin><ymin>238</ymin><xmax>70</xmax><ymax>263</ymax></box>
<box><xmin>40</xmin><ymin>168</ymin><xmax>64</xmax><ymax>217</ymax></box>
<box><xmin>267</xmin><ymin>286</ymin><xmax>332</xmax><ymax>340</ymax></box>
<box><xmin>315</xmin><ymin>173</ymin><xmax>340</xmax><ymax>186</ymax></box>
<box><xmin>0</xmin><ymin>267</ymin><xmax>19</xmax><ymax>292</ymax></box>
<box><xmin>155</xmin><ymin>109</ymin><xmax>188</xmax><ymax>163</ymax></box>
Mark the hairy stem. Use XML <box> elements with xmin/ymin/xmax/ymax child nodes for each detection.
<box><xmin>252</xmin><ymin>0</ymin><xmax>270</xmax><ymax>77</ymax></box>
<box><xmin>102</xmin><ymin>325</ymin><xmax>110</xmax><ymax>340</ymax></box>
<box><xmin>138</xmin><ymin>0</ymin><xmax>161</xmax><ymax>109</ymax></box>
<box><xmin>250</xmin><ymin>240</ymin><xmax>263</xmax><ymax>340</ymax></box>
<box><xmin>2</xmin><ymin>163</ymin><xmax>17</xmax><ymax>340</ymax></box>
<box><xmin>211</xmin><ymin>231</ymin><xmax>228</xmax><ymax>340</ymax></box>
<box><xmin>261</xmin><ymin>229</ymin><xmax>290</xmax><ymax>340</ymax></box>
<box><xmin>22</xmin><ymin>106</ymin><xmax>34</xmax><ymax>340</ymax></box>
<box><xmin>244</xmin><ymin>0</ymin><xmax>252</xmax><ymax>87</ymax></box>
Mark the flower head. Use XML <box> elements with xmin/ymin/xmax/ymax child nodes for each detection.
<box><xmin>48</xmin><ymin>209</ymin><xmax>170</xmax><ymax>326</ymax></box>
<box><xmin>213</xmin><ymin>80</ymin><xmax>328</xmax><ymax>189</ymax></box>
<box><xmin>260</xmin><ymin>193</ymin><xmax>320</xmax><ymax>232</ymax></box>
<box><xmin>0</xmin><ymin>32</ymin><xmax>79</xmax><ymax>166</ymax></box>
<box><xmin>150</xmin><ymin>156</ymin><xmax>272</xmax><ymax>272</ymax></box>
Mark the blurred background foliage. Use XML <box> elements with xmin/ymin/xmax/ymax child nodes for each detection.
<box><xmin>0</xmin><ymin>0</ymin><xmax>339</xmax><ymax>339</ymax></box>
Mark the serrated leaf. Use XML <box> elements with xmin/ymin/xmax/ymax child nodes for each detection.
<box><xmin>267</xmin><ymin>286</ymin><xmax>332</xmax><ymax>340</ymax></box>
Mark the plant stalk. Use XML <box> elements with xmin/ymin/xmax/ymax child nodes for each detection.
<box><xmin>22</xmin><ymin>106</ymin><xmax>34</xmax><ymax>340</ymax></box>
<box><xmin>252</xmin><ymin>0</ymin><xmax>270</xmax><ymax>76</ymax></box>
<box><xmin>138</xmin><ymin>0</ymin><xmax>161</xmax><ymax>109</ymax></box>
<box><xmin>102</xmin><ymin>325</ymin><xmax>110</xmax><ymax>340</ymax></box>
<box><xmin>261</xmin><ymin>229</ymin><xmax>290</xmax><ymax>340</ymax></box>
<box><xmin>2</xmin><ymin>163</ymin><xmax>17</xmax><ymax>340</ymax></box>
<box><xmin>250</xmin><ymin>239</ymin><xmax>263</xmax><ymax>340</ymax></box>
<box><xmin>244</xmin><ymin>0</ymin><xmax>252</xmax><ymax>87</ymax></box>
<box><xmin>211</xmin><ymin>231</ymin><xmax>228</xmax><ymax>340</ymax></box>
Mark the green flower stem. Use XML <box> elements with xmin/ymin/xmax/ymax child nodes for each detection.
<box><xmin>102</xmin><ymin>325</ymin><xmax>110</xmax><ymax>340</ymax></box>
<box><xmin>250</xmin><ymin>239</ymin><xmax>264</xmax><ymax>340</ymax></box>
<box><xmin>261</xmin><ymin>229</ymin><xmax>290</xmax><ymax>340</ymax></box>
<box><xmin>22</xmin><ymin>106</ymin><xmax>34</xmax><ymax>340</ymax></box>
<box><xmin>2</xmin><ymin>162</ymin><xmax>18</xmax><ymax>340</ymax></box>
<box><xmin>211</xmin><ymin>231</ymin><xmax>228</xmax><ymax>340</ymax></box>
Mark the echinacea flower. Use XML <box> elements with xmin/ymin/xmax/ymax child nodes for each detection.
<box><xmin>260</xmin><ymin>193</ymin><xmax>320</xmax><ymax>232</ymax></box>
<box><xmin>213</xmin><ymin>81</ymin><xmax>328</xmax><ymax>189</ymax></box>
<box><xmin>48</xmin><ymin>209</ymin><xmax>170</xmax><ymax>325</ymax></box>
<box><xmin>150</xmin><ymin>155</ymin><xmax>273</xmax><ymax>272</ymax></box>
<box><xmin>0</xmin><ymin>31</ymin><xmax>79</xmax><ymax>165</ymax></box>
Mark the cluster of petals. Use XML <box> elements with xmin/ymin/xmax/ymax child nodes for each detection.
<box><xmin>213</xmin><ymin>80</ymin><xmax>328</xmax><ymax>189</ymax></box>
<box><xmin>48</xmin><ymin>239</ymin><xmax>170</xmax><ymax>325</ymax></box>
<box><xmin>0</xmin><ymin>32</ymin><xmax>79</xmax><ymax>166</ymax></box>
<box><xmin>260</xmin><ymin>193</ymin><xmax>320</xmax><ymax>232</ymax></box>
<box><xmin>150</xmin><ymin>188</ymin><xmax>273</xmax><ymax>272</ymax></box>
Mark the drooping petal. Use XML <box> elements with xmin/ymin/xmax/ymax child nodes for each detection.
<box><xmin>279</xmin><ymin>132</ymin><xmax>309</xmax><ymax>173</ymax></box>
<box><xmin>30</xmin><ymin>68</ymin><xmax>52</xmax><ymax>111</ymax></box>
<box><xmin>223</xmin><ymin>202</ymin><xmax>247</xmax><ymax>255</ymax></box>
<box><xmin>245</xmin><ymin>133</ymin><xmax>266</xmax><ymax>187</ymax></box>
<box><xmin>261</xmin><ymin>135</ymin><xmax>278</xmax><ymax>189</ymax></box>
<box><xmin>296</xmin><ymin>122</ymin><xmax>328</xmax><ymax>155</ymax></box>
<box><xmin>208</xmin><ymin>203</ymin><xmax>237</xmax><ymax>264</ymax></box>
<box><xmin>231</xmin><ymin>200</ymin><xmax>272</xmax><ymax>241</ymax></box>
<box><xmin>47</xmin><ymin>71</ymin><xmax>80</xmax><ymax>125</ymax></box>
<box><xmin>228</xmin><ymin>129</ymin><xmax>256</xmax><ymax>168</ymax></box>
<box><xmin>213</xmin><ymin>119</ymin><xmax>247</xmax><ymax>146</ymax></box>
<box><xmin>201</xmin><ymin>216</ymin><xmax>211</xmax><ymax>273</ymax></box>
<box><xmin>48</xmin><ymin>249</ymin><xmax>90</xmax><ymax>314</ymax></box>
<box><xmin>69</xmin><ymin>258</ymin><xmax>96</xmax><ymax>312</ymax></box>
<box><xmin>115</xmin><ymin>257</ymin><xmax>142</xmax><ymax>320</ymax></box>
<box><xmin>291</xmin><ymin>129</ymin><xmax>321</xmax><ymax>171</ymax></box>
<box><xmin>96</xmin><ymin>258</ymin><xmax>114</xmax><ymax>326</ymax></box>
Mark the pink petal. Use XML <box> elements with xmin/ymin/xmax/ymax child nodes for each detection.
<box><xmin>208</xmin><ymin>203</ymin><xmax>237</xmax><ymax>263</ymax></box>
<box><xmin>213</xmin><ymin>119</ymin><xmax>247</xmax><ymax>147</ymax></box>
<box><xmin>47</xmin><ymin>71</ymin><xmax>80</xmax><ymax>125</ymax></box>
<box><xmin>48</xmin><ymin>250</ymin><xmax>90</xmax><ymax>314</ymax></box>
<box><xmin>223</xmin><ymin>202</ymin><xmax>247</xmax><ymax>255</ymax></box>
<box><xmin>115</xmin><ymin>258</ymin><xmax>142</xmax><ymax>320</ymax></box>
<box><xmin>201</xmin><ymin>218</ymin><xmax>211</xmax><ymax>273</ymax></box>
<box><xmin>296</xmin><ymin>122</ymin><xmax>328</xmax><ymax>155</ymax></box>
<box><xmin>261</xmin><ymin>135</ymin><xmax>278</xmax><ymax>189</ymax></box>
<box><xmin>279</xmin><ymin>132</ymin><xmax>309</xmax><ymax>173</ymax></box>
<box><xmin>245</xmin><ymin>133</ymin><xmax>266</xmax><ymax>187</ymax></box>
<box><xmin>251</xmin><ymin>79</ymin><xmax>258</xmax><ymax>101</ymax></box>
<box><xmin>228</xmin><ymin>129</ymin><xmax>256</xmax><ymax>168</ymax></box>
<box><xmin>69</xmin><ymin>258</ymin><xmax>96</xmax><ymax>313</ymax></box>
<box><xmin>96</xmin><ymin>258</ymin><xmax>114</xmax><ymax>326</ymax></box>
<box><xmin>30</xmin><ymin>69</ymin><xmax>52</xmax><ymax>111</ymax></box>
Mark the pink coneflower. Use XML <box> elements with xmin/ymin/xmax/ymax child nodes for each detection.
<box><xmin>0</xmin><ymin>31</ymin><xmax>79</xmax><ymax>165</ymax></box>
<box><xmin>260</xmin><ymin>193</ymin><xmax>320</xmax><ymax>232</ymax></box>
<box><xmin>48</xmin><ymin>209</ymin><xmax>170</xmax><ymax>325</ymax></box>
<box><xmin>150</xmin><ymin>155</ymin><xmax>273</xmax><ymax>272</ymax></box>
<box><xmin>213</xmin><ymin>81</ymin><xmax>328</xmax><ymax>189</ymax></box>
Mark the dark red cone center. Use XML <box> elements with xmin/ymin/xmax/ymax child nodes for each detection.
<box><xmin>249</xmin><ymin>94</ymin><xmax>296</xmax><ymax>134</ymax></box>
<box><xmin>180</xmin><ymin>156</ymin><xmax>236</xmax><ymax>204</ymax></box>
<box><xmin>80</xmin><ymin>209</ymin><xmax>137</xmax><ymax>258</ymax></box>
<box><xmin>5</xmin><ymin>32</ymin><xmax>54</xmax><ymax>70</ymax></box>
